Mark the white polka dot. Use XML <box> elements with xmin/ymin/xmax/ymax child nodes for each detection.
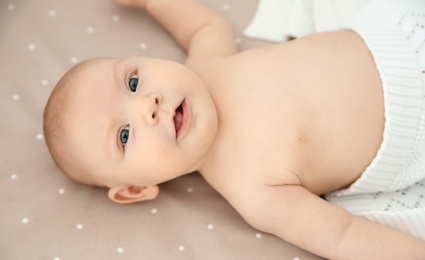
<box><xmin>255</xmin><ymin>233</ymin><xmax>262</xmax><ymax>239</ymax></box>
<box><xmin>117</xmin><ymin>247</ymin><xmax>124</xmax><ymax>253</ymax></box>
<box><xmin>223</xmin><ymin>4</ymin><xmax>230</xmax><ymax>11</ymax></box>
<box><xmin>10</xmin><ymin>174</ymin><xmax>17</xmax><ymax>180</ymax></box>
<box><xmin>41</xmin><ymin>79</ymin><xmax>49</xmax><ymax>85</ymax></box>
<box><xmin>178</xmin><ymin>245</ymin><xmax>185</xmax><ymax>251</ymax></box>
<box><xmin>12</xmin><ymin>94</ymin><xmax>20</xmax><ymax>101</ymax></box>
<box><xmin>207</xmin><ymin>224</ymin><xmax>214</xmax><ymax>230</ymax></box>
<box><xmin>71</xmin><ymin>57</ymin><xmax>79</xmax><ymax>64</ymax></box>
<box><xmin>86</xmin><ymin>26</ymin><xmax>94</xmax><ymax>34</ymax></box>
<box><xmin>187</xmin><ymin>187</ymin><xmax>193</xmax><ymax>193</ymax></box>
<box><xmin>48</xmin><ymin>9</ymin><xmax>56</xmax><ymax>17</ymax></box>
<box><xmin>58</xmin><ymin>188</ymin><xmax>65</xmax><ymax>195</ymax></box>
<box><xmin>28</xmin><ymin>43</ymin><xmax>36</xmax><ymax>50</ymax></box>
<box><xmin>7</xmin><ymin>4</ymin><xmax>15</xmax><ymax>11</ymax></box>
<box><xmin>76</xmin><ymin>223</ymin><xmax>83</xmax><ymax>230</ymax></box>
<box><xmin>293</xmin><ymin>257</ymin><xmax>300</xmax><ymax>260</ymax></box>
<box><xmin>53</xmin><ymin>257</ymin><xmax>60</xmax><ymax>260</ymax></box>
<box><xmin>22</xmin><ymin>218</ymin><xmax>29</xmax><ymax>224</ymax></box>
<box><xmin>139</xmin><ymin>42</ymin><xmax>147</xmax><ymax>50</ymax></box>
<box><xmin>151</xmin><ymin>208</ymin><xmax>158</xmax><ymax>214</ymax></box>
<box><xmin>36</xmin><ymin>133</ymin><xmax>44</xmax><ymax>140</ymax></box>
<box><xmin>112</xmin><ymin>15</ymin><xmax>120</xmax><ymax>22</ymax></box>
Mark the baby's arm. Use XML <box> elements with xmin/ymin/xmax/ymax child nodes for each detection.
<box><xmin>115</xmin><ymin>0</ymin><xmax>238</xmax><ymax>64</ymax></box>
<box><xmin>235</xmin><ymin>185</ymin><xmax>425</xmax><ymax>259</ymax></box>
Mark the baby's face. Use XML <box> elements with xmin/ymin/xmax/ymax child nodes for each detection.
<box><xmin>63</xmin><ymin>57</ymin><xmax>218</xmax><ymax>188</ymax></box>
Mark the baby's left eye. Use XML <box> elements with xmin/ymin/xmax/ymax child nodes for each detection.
<box><xmin>120</xmin><ymin>126</ymin><xmax>130</xmax><ymax>146</ymax></box>
<box><xmin>128</xmin><ymin>75</ymin><xmax>138</xmax><ymax>92</ymax></box>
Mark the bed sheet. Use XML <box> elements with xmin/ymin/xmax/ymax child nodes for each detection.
<box><xmin>0</xmin><ymin>0</ymin><xmax>324</xmax><ymax>259</ymax></box>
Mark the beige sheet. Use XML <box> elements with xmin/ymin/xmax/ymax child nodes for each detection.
<box><xmin>0</xmin><ymin>0</ymin><xmax>323</xmax><ymax>259</ymax></box>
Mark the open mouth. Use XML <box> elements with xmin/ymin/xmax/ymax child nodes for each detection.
<box><xmin>173</xmin><ymin>99</ymin><xmax>187</xmax><ymax>138</ymax></box>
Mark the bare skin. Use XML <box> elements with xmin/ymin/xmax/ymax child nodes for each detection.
<box><xmin>197</xmin><ymin>31</ymin><xmax>385</xmax><ymax>196</ymax></box>
<box><xmin>44</xmin><ymin>0</ymin><xmax>425</xmax><ymax>258</ymax></box>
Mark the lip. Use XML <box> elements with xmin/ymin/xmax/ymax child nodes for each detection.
<box><xmin>174</xmin><ymin>99</ymin><xmax>190</xmax><ymax>139</ymax></box>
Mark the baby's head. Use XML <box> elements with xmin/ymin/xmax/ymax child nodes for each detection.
<box><xmin>44</xmin><ymin>57</ymin><xmax>218</xmax><ymax>203</ymax></box>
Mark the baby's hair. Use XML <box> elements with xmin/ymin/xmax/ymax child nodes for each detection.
<box><xmin>44</xmin><ymin>66</ymin><xmax>75</xmax><ymax>171</ymax></box>
<box><xmin>43</xmin><ymin>59</ymin><xmax>100</xmax><ymax>186</ymax></box>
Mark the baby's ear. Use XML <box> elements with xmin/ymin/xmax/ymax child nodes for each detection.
<box><xmin>108</xmin><ymin>185</ymin><xmax>159</xmax><ymax>204</ymax></box>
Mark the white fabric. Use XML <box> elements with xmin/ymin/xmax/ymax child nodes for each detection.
<box><xmin>243</xmin><ymin>0</ymin><xmax>369</xmax><ymax>42</ymax></box>
<box><xmin>244</xmin><ymin>0</ymin><xmax>312</xmax><ymax>42</ymax></box>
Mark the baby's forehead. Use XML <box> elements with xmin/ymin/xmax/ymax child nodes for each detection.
<box><xmin>62</xmin><ymin>59</ymin><xmax>120</xmax><ymax>160</ymax></box>
<box><xmin>71</xmin><ymin>58</ymin><xmax>114</xmax><ymax>79</ymax></box>
<box><xmin>65</xmin><ymin>58</ymin><xmax>117</xmax><ymax>96</ymax></box>
<box><xmin>45</xmin><ymin>58</ymin><xmax>121</xmax><ymax>187</ymax></box>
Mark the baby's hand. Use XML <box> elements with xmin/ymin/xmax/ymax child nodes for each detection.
<box><xmin>113</xmin><ymin>0</ymin><xmax>149</xmax><ymax>9</ymax></box>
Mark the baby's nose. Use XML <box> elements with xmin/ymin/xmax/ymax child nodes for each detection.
<box><xmin>144</xmin><ymin>93</ymin><xmax>162</xmax><ymax>125</ymax></box>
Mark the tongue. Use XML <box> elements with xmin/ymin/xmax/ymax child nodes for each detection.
<box><xmin>174</xmin><ymin>110</ymin><xmax>183</xmax><ymax>133</ymax></box>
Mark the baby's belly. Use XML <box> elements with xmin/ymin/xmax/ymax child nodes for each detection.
<box><xmin>214</xmin><ymin>30</ymin><xmax>385</xmax><ymax>195</ymax></box>
<box><xmin>284</xmin><ymin>31</ymin><xmax>385</xmax><ymax>195</ymax></box>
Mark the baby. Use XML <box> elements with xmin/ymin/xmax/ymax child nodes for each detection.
<box><xmin>43</xmin><ymin>0</ymin><xmax>425</xmax><ymax>258</ymax></box>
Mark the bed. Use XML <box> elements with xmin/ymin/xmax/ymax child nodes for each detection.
<box><xmin>0</xmin><ymin>0</ymin><xmax>325</xmax><ymax>259</ymax></box>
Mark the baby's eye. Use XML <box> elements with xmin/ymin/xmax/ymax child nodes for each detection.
<box><xmin>129</xmin><ymin>75</ymin><xmax>138</xmax><ymax>92</ymax></box>
<box><xmin>120</xmin><ymin>126</ymin><xmax>130</xmax><ymax>146</ymax></box>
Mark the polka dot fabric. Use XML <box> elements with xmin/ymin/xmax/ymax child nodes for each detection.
<box><xmin>0</xmin><ymin>0</ymin><xmax>321</xmax><ymax>259</ymax></box>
